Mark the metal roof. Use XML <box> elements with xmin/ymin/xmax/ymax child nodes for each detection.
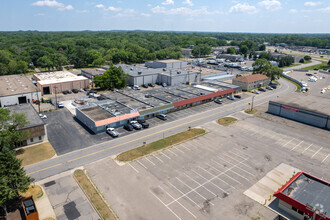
<box><xmin>0</xmin><ymin>74</ymin><xmax>40</xmax><ymax>97</ymax></box>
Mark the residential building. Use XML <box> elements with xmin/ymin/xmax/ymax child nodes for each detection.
<box><xmin>0</xmin><ymin>74</ymin><xmax>41</xmax><ymax>107</ymax></box>
<box><xmin>232</xmin><ymin>74</ymin><xmax>270</xmax><ymax>90</ymax></box>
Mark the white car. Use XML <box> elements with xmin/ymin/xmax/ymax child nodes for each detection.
<box><xmin>252</xmin><ymin>90</ymin><xmax>260</xmax><ymax>94</ymax></box>
<box><xmin>130</xmin><ymin>121</ymin><xmax>142</xmax><ymax>130</ymax></box>
<box><xmin>39</xmin><ymin>114</ymin><xmax>47</xmax><ymax>119</ymax></box>
<box><xmin>106</xmin><ymin>127</ymin><xmax>119</xmax><ymax>137</ymax></box>
<box><xmin>57</xmin><ymin>102</ymin><xmax>64</xmax><ymax>108</ymax></box>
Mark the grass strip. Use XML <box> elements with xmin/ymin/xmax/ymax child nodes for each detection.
<box><xmin>281</xmin><ymin>76</ymin><xmax>302</xmax><ymax>92</ymax></box>
<box><xmin>217</xmin><ymin>117</ymin><xmax>237</xmax><ymax>126</ymax></box>
<box><xmin>20</xmin><ymin>185</ymin><xmax>43</xmax><ymax>200</ymax></box>
<box><xmin>244</xmin><ymin>109</ymin><xmax>258</xmax><ymax>114</ymax></box>
<box><xmin>117</xmin><ymin>128</ymin><xmax>206</xmax><ymax>162</ymax></box>
<box><xmin>16</xmin><ymin>142</ymin><xmax>56</xmax><ymax>166</ymax></box>
<box><xmin>301</xmin><ymin>61</ymin><xmax>329</xmax><ymax>70</ymax></box>
<box><xmin>73</xmin><ymin>170</ymin><xmax>118</xmax><ymax>220</ymax></box>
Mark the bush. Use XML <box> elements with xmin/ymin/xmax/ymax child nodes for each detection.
<box><xmin>299</xmin><ymin>59</ymin><xmax>305</xmax><ymax>63</ymax></box>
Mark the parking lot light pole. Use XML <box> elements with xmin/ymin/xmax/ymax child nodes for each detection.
<box><xmin>251</xmin><ymin>96</ymin><xmax>255</xmax><ymax>111</ymax></box>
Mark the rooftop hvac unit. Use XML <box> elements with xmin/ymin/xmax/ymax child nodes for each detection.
<box><xmin>163</xmin><ymin>68</ymin><xmax>166</xmax><ymax>71</ymax></box>
<box><xmin>138</xmin><ymin>71</ymin><xmax>142</xmax><ymax>75</ymax></box>
<box><xmin>177</xmin><ymin>71</ymin><xmax>181</xmax><ymax>74</ymax></box>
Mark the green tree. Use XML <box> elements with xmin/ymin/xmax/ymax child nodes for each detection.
<box><xmin>94</xmin><ymin>65</ymin><xmax>129</xmax><ymax>90</ymax></box>
<box><xmin>16</xmin><ymin>61</ymin><xmax>28</xmax><ymax>74</ymax></box>
<box><xmin>299</xmin><ymin>58</ymin><xmax>305</xmax><ymax>63</ymax></box>
<box><xmin>37</xmin><ymin>55</ymin><xmax>53</xmax><ymax>71</ymax></box>
<box><xmin>239</xmin><ymin>45</ymin><xmax>249</xmax><ymax>57</ymax></box>
<box><xmin>252</xmin><ymin>58</ymin><xmax>281</xmax><ymax>81</ymax></box>
<box><xmin>259</xmin><ymin>44</ymin><xmax>266</xmax><ymax>51</ymax></box>
<box><xmin>192</xmin><ymin>44</ymin><xmax>212</xmax><ymax>57</ymax></box>
<box><xmin>328</xmin><ymin>60</ymin><xmax>330</xmax><ymax>66</ymax></box>
<box><xmin>226</xmin><ymin>47</ymin><xmax>236</xmax><ymax>54</ymax></box>
<box><xmin>304</xmin><ymin>55</ymin><xmax>312</xmax><ymax>61</ymax></box>
<box><xmin>278</xmin><ymin>56</ymin><xmax>294</xmax><ymax>67</ymax></box>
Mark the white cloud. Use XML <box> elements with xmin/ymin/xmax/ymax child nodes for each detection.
<box><xmin>151</xmin><ymin>6</ymin><xmax>221</xmax><ymax>16</ymax></box>
<box><xmin>141</xmin><ymin>13</ymin><xmax>151</xmax><ymax>17</ymax></box>
<box><xmin>182</xmin><ymin>0</ymin><xmax>193</xmax><ymax>6</ymax></box>
<box><xmin>34</xmin><ymin>13</ymin><xmax>45</xmax><ymax>16</ymax></box>
<box><xmin>115</xmin><ymin>8</ymin><xmax>136</xmax><ymax>16</ymax></box>
<box><xmin>32</xmin><ymin>0</ymin><xmax>73</xmax><ymax>10</ymax></box>
<box><xmin>317</xmin><ymin>6</ymin><xmax>330</xmax><ymax>12</ymax></box>
<box><xmin>162</xmin><ymin>0</ymin><xmax>174</xmax><ymax>5</ymax></box>
<box><xmin>229</xmin><ymin>3</ymin><xmax>258</xmax><ymax>14</ymax></box>
<box><xmin>147</xmin><ymin>4</ymin><xmax>152</xmax><ymax>7</ymax></box>
<box><xmin>95</xmin><ymin>4</ymin><xmax>105</xmax><ymax>8</ymax></box>
<box><xmin>289</xmin><ymin>9</ymin><xmax>298</xmax><ymax>13</ymax></box>
<box><xmin>304</xmin><ymin>1</ymin><xmax>322</xmax><ymax>6</ymax></box>
<box><xmin>258</xmin><ymin>0</ymin><xmax>281</xmax><ymax>10</ymax></box>
<box><xmin>106</xmin><ymin>6</ymin><xmax>122</xmax><ymax>11</ymax></box>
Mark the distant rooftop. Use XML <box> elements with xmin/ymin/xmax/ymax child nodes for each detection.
<box><xmin>34</xmin><ymin>71</ymin><xmax>89</xmax><ymax>85</ymax></box>
<box><xmin>0</xmin><ymin>74</ymin><xmax>39</xmax><ymax>97</ymax></box>
<box><xmin>81</xmin><ymin>68</ymin><xmax>105</xmax><ymax>76</ymax></box>
<box><xmin>233</xmin><ymin>74</ymin><xmax>268</xmax><ymax>83</ymax></box>
<box><xmin>155</xmin><ymin>59</ymin><xmax>183</xmax><ymax>63</ymax></box>
<box><xmin>7</xmin><ymin>103</ymin><xmax>44</xmax><ymax>129</ymax></box>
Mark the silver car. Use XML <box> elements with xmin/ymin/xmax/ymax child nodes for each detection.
<box><xmin>106</xmin><ymin>127</ymin><xmax>119</xmax><ymax>137</ymax></box>
<box><xmin>130</xmin><ymin>121</ymin><xmax>142</xmax><ymax>130</ymax></box>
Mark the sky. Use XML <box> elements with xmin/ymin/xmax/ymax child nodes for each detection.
<box><xmin>0</xmin><ymin>0</ymin><xmax>329</xmax><ymax>33</ymax></box>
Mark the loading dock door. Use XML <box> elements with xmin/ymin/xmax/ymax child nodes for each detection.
<box><xmin>18</xmin><ymin>96</ymin><xmax>27</xmax><ymax>104</ymax></box>
<box><xmin>43</xmin><ymin>86</ymin><xmax>50</xmax><ymax>95</ymax></box>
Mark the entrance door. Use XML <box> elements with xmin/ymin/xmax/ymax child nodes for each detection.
<box><xmin>18</xmin><ymin>96</ymin><xmax>27</xmax><ymax>104</ymax></box>
<box><xmin>43</xmin><ymin>87</ymin><xmax>50</xmax><ymax>95</ymax></box>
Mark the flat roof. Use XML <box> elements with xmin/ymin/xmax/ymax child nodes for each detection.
<box><xmin>275</xmin><ymin>172</ymin><xmax>329</xmax><ymax>217</ymax></box>
<box><xmin>7</xmin><ymin>104</ymin><xmax>44</xmax><ymax>129</ymax></box>
<box><xmin>117</xmin><ymin>64</ymin><xmax>162</xmax><ymax>76</ymax></box>
<box><xmin>233</xmin><ymin>74</ymin><xmax>269</xmax><ymax>83</ymax></box>
<box><xmin>34</xmin><ymin>71</ymin><xmax>89</xmax><ymax>85</ymax></box>
<box><xmin>271</xmin><ymin>93</ymin><xmax>330</xmax><ymax>116</ymax></box>
<box><xmin>81</xmin><ymin>69</ymin><xmax>105</xmax><ymax>76</ymax></box>
<box><xmin>0</xmin><ymin>74</ymin><xmax>39</xmax><ymax>97</ymax></box>
<box><xmin>155</xmin><ymin>59</ymin><xmax>183</xmax><ymax>63</ymax></box>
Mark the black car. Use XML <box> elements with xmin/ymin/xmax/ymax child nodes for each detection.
<box><xmin>148</xmin><ymin>83</ymin><xmax>155</xmax><ymax>87</ymax></box>
<box><xmin>234</xmin><ymin>95</ymin><xmax>241</xmax><ymax>99</ymax></box>
<box><xmin>138</xmin><ymin>120</ymin><xmax>149</xmax><ymax>128</ymax></box>
<box><xmin>142</xmin><ymin>84</ymin><xmax>148</xmax><ymax>88</ymax></box>
<box><xmin>314</xmin><ymin>68</ymin><xmax>319</xmax><ymax>71</ymax></box>
<box><xmin>63</xmin><ymin>90</ymin><xmax>68</xmax><ymax>95</ymax></box>
<box><xmin>270</xmin><ymin>84</ymin><xmax>277</xmax><ymax>89</ymax></box>
<box><xmin>72</xmin><ymin>89</ymin><xmax>79</xmax><ymax>93</ymax></box>
<box><xmin>87</xmin><ymin>89</ymin><xmax>97</xmax><ymax>95</ymax></box>
<box><xmin>258</xmin><ymin>88</ymin><xmax>266</xmax><ymax>92</ymax></box>
<box><xmin>123</xmin><ymin>124</ymin><xmax>134</xmax><ymax>131</ymax></box>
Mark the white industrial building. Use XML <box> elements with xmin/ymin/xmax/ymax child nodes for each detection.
<box><xmin>145</xmin><ymin>59</ymin><xmax>188</xmax><ymax>69</ymax></box>
<box><xmin>0</xmin><ymin>74</ymin><xmax>41</xmax><ymax>107</ymax></box>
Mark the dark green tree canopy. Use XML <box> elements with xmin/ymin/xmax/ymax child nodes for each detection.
<box><xmin>304</xmin><ymin>55</ymin><xmax>312</xmax><ymax>61</ymax></box>
<box><xmin>94</xmin><ymin>65</ymin><xmax>129</xmax><ymax>90</ymax></box>
<box><xmin>252</xmin><ymin>58</ymin><xmax>282</xmax><ymax>81</ymax></box>
<box><xmin>192</xmin><ymin>44</ymin><xmax>212</xmax><ymax>57</ymax></box>
<box><xmin>226</xmin><ymin>47</ymin><xmax>236</xmax><ymax>54</ymax></box>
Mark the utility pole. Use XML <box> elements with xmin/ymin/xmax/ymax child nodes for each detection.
<box><xmin>251</xmin><ymin>96</ymin><xmax>255</xmax><ymax>111</ymax></box>
<box><xmin>54</xmin><ymin>86</ymin><xmax>58</xmax><ymax>109</ymax></box>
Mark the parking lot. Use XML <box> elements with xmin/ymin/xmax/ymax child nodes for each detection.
<box><xmin>85</xmin><ymin>106</ymin><xmax>329</xmax><ymax>220</ymax></box>
<box><xmin>44</xmin><ymin>93</ymin><xmax>250</xmax><ymax>155</ymax></box>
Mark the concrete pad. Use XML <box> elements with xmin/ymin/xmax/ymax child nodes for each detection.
<box><xmin>62</xmin><ymin>100</ymin><xmax>76</xmax><ymax>115</ymax></box>
<box><xmin>35</xmin><ymin>186</ymin><xmax>57</xmax><ymax>220</ymax></box>
<box><xmin>244</xmin><ymin>163</ymin><xmax>301</xmax><ymax>205</ymax></box>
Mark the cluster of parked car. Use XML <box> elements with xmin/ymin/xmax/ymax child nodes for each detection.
<box><xmin>63</xmin><ymin>88</ymin><xmax>87</xmax><ymax>95</ymax></box>
<box><xmin>252</xmin><ymin>83</ymin><xmax>277</xmax><ymax>94</ymax></box>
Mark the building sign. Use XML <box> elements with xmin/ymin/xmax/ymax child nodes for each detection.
<box><xmin>283</xmin><ymin>106</ymin><xmax>299</xmax><ymax>112</ymax></box>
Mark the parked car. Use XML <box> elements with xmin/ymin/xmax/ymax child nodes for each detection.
<box><xmin>214</xmin><ymin>98</ymin><xmax>223</xmax><ymax>104</ymax></box>
<box><xmin>87</xmin><ymin>89</ymin><xmax>97</xmax><ymax>95</ymax></box>
<box><xmin>39</xmin><ymin>114</ymin><xmax>47</xmax><ymax>119</ymax></box>
<box><xmin>63</xmin><ymin>90</ymin><xmax>68</xmax><ymax>95</ymax></box>
<box><xmin>72</xmin><ymin>89</ymin><xmax>79</xmax><ymax>93</ymax></box>
<box><xmin>270</xmin><ymin>84</ymin><xmax>277</xmax><ymax>89</ymax></box>
<box><xmin>162</xmin><ymin>83</ymin><xmax>167</xmax><ymax>87</ymax></box>
<box><xmin>106</xmin><ymin>127</ymin><xmax>119</xmax><ymax>137</ymax></box>
<box><xmin>227</xmin><ymin>96</ymin><xmax>235</xmax><ymax>100</ymax></box>
<box><xmin>83</xmin><ymin>88</ymin><xmax>89</xmax><ymax>91</ymax></box>
<box><xmin>138</xmin><ymin>120</ymin><xmax>149</xmax><ymax>128</ymax></box>
<box><xmin>314</xmin><ymin>68</ymin><xmax>319</xmax><ymax>71</ymax></box>
<box><xmin>252</xmin><ymin>90</ymin><xmax>260</xmax><ymax>94</ymax></box>
<box><xmin>57</xmin><ymin>102</ymin><xmax>64</xmax><ymax>108</ymax></box>
<box><xmin>266</xmin><ymin>86</ymin><xmax>273</xmax><ymax>90</ymax></box>
<box><xmin>133</xmin><ymin>85</ymin><xmax>140</xmax><ymax>90</ymax></box>
<box><xmin>130</xmin><ymin>121</ymin><xmax>142</xmax><ymax>130</ymax></box>
<box><xmin>148</xmin><ymin>83</ymin><xmax>155</xmax><ymax>87</ymax></box>
<box><xmin>142</xmin><ymin>84</ymin><xmax>148</xmax><ymax>88</ymax></box>
<box><xmin>157</xmin><ymin>114</ymin><xmax>167</xmax><ymax>121</ymax></box>
<box><xmin>68</xmin><ymin>90</ymin><xmax>72</xmax><ymax>94</ymax></box>
<box><xmin>79</xmin><ymin>88</ymin><xmax>84</xmax><ymax>92</ymax></box>
<box><xmin>124</xmin><ymin>124</ymin><xmax>134</xmax><ymax>131</ymax></box>
<box><xmin>234</xmin><ymin>95</ymin><xmax>241</xmax><ymax>99</ymax></box>
<box><xmin>258</xmin><ymin>88</ymin><xmax>266</xmax><ymax>92</ymax></box>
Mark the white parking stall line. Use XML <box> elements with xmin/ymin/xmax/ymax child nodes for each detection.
<box><xmin>145</xmin><ymin>157</ymin><xmax>156</xmax><ymax>166</ymax></box>
<box><xmin>176</xmin><ymin>177</ymin><xmax>214</xmax><ymax>205</ymax></box>
<box><xmin>188</xmin><ymin>171</ymin><xmax>217</xmax><ymax>198</ymax></box>
<box><xmin>210</xmin><ymin>160</ymin><xmax>242</xmax><ymax>185</ymax></box>
<box><xmin>168</xmin><ymin>182</ymin><xmax>201</xmax><ymax>208</ymax></box>
<box><xmin>128</xmin><ymin>163</ymin><xmax>139</xmax><ymax>173</ymax></box>
<box><xmin>161</xmin><ymin>151</ymin><xmax>171</xmax><ymax>159</ymax></box>
<box><xmin>175</xmin><ymin>147</ymin><xmax>185</xmax><ymax>154</ymax></box>
<box><xmin>216</xmin><ymin>157</ymin><xmax>250</xmax><ymax>181</ymax></box>
<box><xmin>137</xmin><ymin>160</ymin><xmax>148</xmax><ymax>169</ymax></box>
<box><xmin>153</xmin><ymin>154</ymin><xmax>164</xmax><ymax>163</ymax></box>
<box><xmin>283</xmin><ymin>138</ymin><xmax>295</xmax><ymax>147</ymax></box>
<box><xmin>217</xmin><ymin>156</ymin><xmax>255</xmax><ymax>177</ymax></box>
<box><xmin>231</xmin><ymin>148</ymin><xmax>250</xmax><ymax>158</ymax></box>
<box><xmin>181</xmin><ymin>145</ymin><xmax>191</xmax><ymax>151</ymax></box>
<box><xmin>322</xmin><ymin>154</ymin><xmax>330</xmax><ymax>163</ymax></box>
<box><xmin>291</xmin><ymin>141</ymin><xmax>304</xmax><ymax>151</ymax></box>
<box><xmin>150</xmin><ymin>190</ymin><xmax>182</xmax><ymax>220</ymax></box>
<box><xmin>302</xmin><ymin>144</ymin><xmax>313</xmax><ymax>154</ymax></box>
<box><xmin>166</xmin><ymin>159</ymin><xmax>248</xmax><ymax>207</ymax></box>
<box><xmin>159</xmin><ymin>186</ymin><xmax>197</xmax><ymax>219</ymax></box>
<box><xmin>167</xmin><ymin>149</ymin><xmax>178</xmax><ymax>156</ymax></box>
<box><xmin>311</xmin><ymin>147</ymin><xmax>323</xmax><ymax>159</ymax></box>
<box><xmin>224</xmin><ymin>152</ymin><xmax>254</xmax><ymax>170</ymax></box>
<box><xmin>198</xmin><ymin>166</ymin><xmax>230</xmax><ymax>194</ymax></box>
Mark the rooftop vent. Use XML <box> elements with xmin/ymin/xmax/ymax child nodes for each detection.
<box><xmin>138</xmin><ymin>71</ymin><xmax>142</xmax><ymax>75</ymax></box>
<box><xmin>163</xmin><ymin>68</ymin><xmax>166</xmax><ymax>71</ymax></box>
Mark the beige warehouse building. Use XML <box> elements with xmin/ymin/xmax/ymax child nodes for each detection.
<box><xmin>33</xmin><ymin>71</ymin><xmax>90</xmax><ymax>94</ymax></box>
<box><xmin>232</xmin><ymin>74</ymin><xmax>270</xmax><ymax>91</ymax></box>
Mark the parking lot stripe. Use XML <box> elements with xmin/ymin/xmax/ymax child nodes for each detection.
<box><xmin>174</xmin><ymin>147</ymin><xmax>185</xmax><ymax>154</ymax></box>
<box><xmin>161</xmin><ymin>151</ymin><xmax>171</xmax><ymax>159</ymax></box>
<box><xmin>283</xmin><ymin>138</ymin><xmax>295</xmax><ymax>147</ymax></box>
<box><xmin>145</xmin><ymin>157</ymin><xmax>156</xmax><ymax>166</ymax></box>
<box><xmin>311</xmin><ymin>147</ymin><xmax>323</xmax><ymax>159</ymax></box>
<box><xmin>128</xmin><ymin>163</ymin><xmax>139</xmax><ymax>173</ymax></box>
<box><xmin>153</xmin><ymin>154</ymin><xmax>164</xmax><ymax>163</ymax></box>
<box><xmin>215</xmin><ymin>158</ymin><xmax>250</xmax><ymax>181</ymax></box>
<box><xmin>187</xmin><ymin>171</ymin><xmax>217</xmax><ymax>198</ymax></box>
<box><xmin>217</xmin><ymin>156</ymin><xmax>255</xmax><ymax>177</ymax></box>
<box><xmin>198</xmin><ymin>166</ymin><xmax>229</xmax><ymax>194</ymax></box>
<box><xmin>181</xmin><ymin>145</ymin><xmax>191</xmax><ymax>151</ymax></box>
<box><xmin>322</xmin><ymin>154</ymin><xmax>330</xmax><ymax>163</ymax></box>
<box><xmin>210</xmin><ymin>160</ymin><xmax>242</xmax><ymax>185</ymax></box>
<box><xmin>168</xmin><ymin>182</ymin><xmax>201</xmax><ymax>208</ymax></box>
<box><xmin>167</xmin><ymin>159</ymin><xmax>248</xmax><ymax>206</ymax></box>
<box><xmin>150</xmin><ymin>191</ymin><xmax>182</xmax><ymax>220</ymax></box>
<box><xmin>159</xmin><ymin>186</ymin><xmax>197</xmax><ymax>219</ymax></box>
<box><xmin>231</xmin><ymin>148</ymin><xmax>250</xmax><ymax>158</ymax></box>
<box><xmin>302</xmin><ymin>144</ymin><xmax>313</xmax><ymax>154</ymax></box>
<box><xmin>291</xmin><ymin>141</ymin><xmax>304</xmax><ymax>151</ymax></box>
<box><xmin>224</xmin><ymin>153</ymin><xmax>253</xmax><ymax>170</ymax></box>
<box><xmin>167</xmin><ymin>149</ymin><xmax>178</xmax><ymax>156</ymax></box>
<box><xmin>176</xmin><ymin>177</ymin><xmax>213</xmax><ymax>205</ymax></box>
<box><xmin>137</xmin><ymin>160</ymin><xmax>148</xmax><ymax>169</ymax></box>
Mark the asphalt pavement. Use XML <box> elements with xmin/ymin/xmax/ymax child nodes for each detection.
<box><xmin>25</xmin><ymin>76</ymin><xmax>296</xmax><ymax>181</ymax></box>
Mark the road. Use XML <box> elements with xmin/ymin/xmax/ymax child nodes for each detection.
<box><xmin>25</xmin><ymin>76</ymin><xmax>296</xmax><ymax>181</ymax></box>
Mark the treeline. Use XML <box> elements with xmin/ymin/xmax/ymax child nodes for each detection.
<box><xmin>0</xmin><ymin>31</ymin><xmax>329</xmax><ymax>76</ymax></box>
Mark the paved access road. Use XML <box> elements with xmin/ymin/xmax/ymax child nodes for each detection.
<box><xmin>25</xmin><ymin>77</ymin><xmax>296</xmax><ymax>181</ymax></box>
